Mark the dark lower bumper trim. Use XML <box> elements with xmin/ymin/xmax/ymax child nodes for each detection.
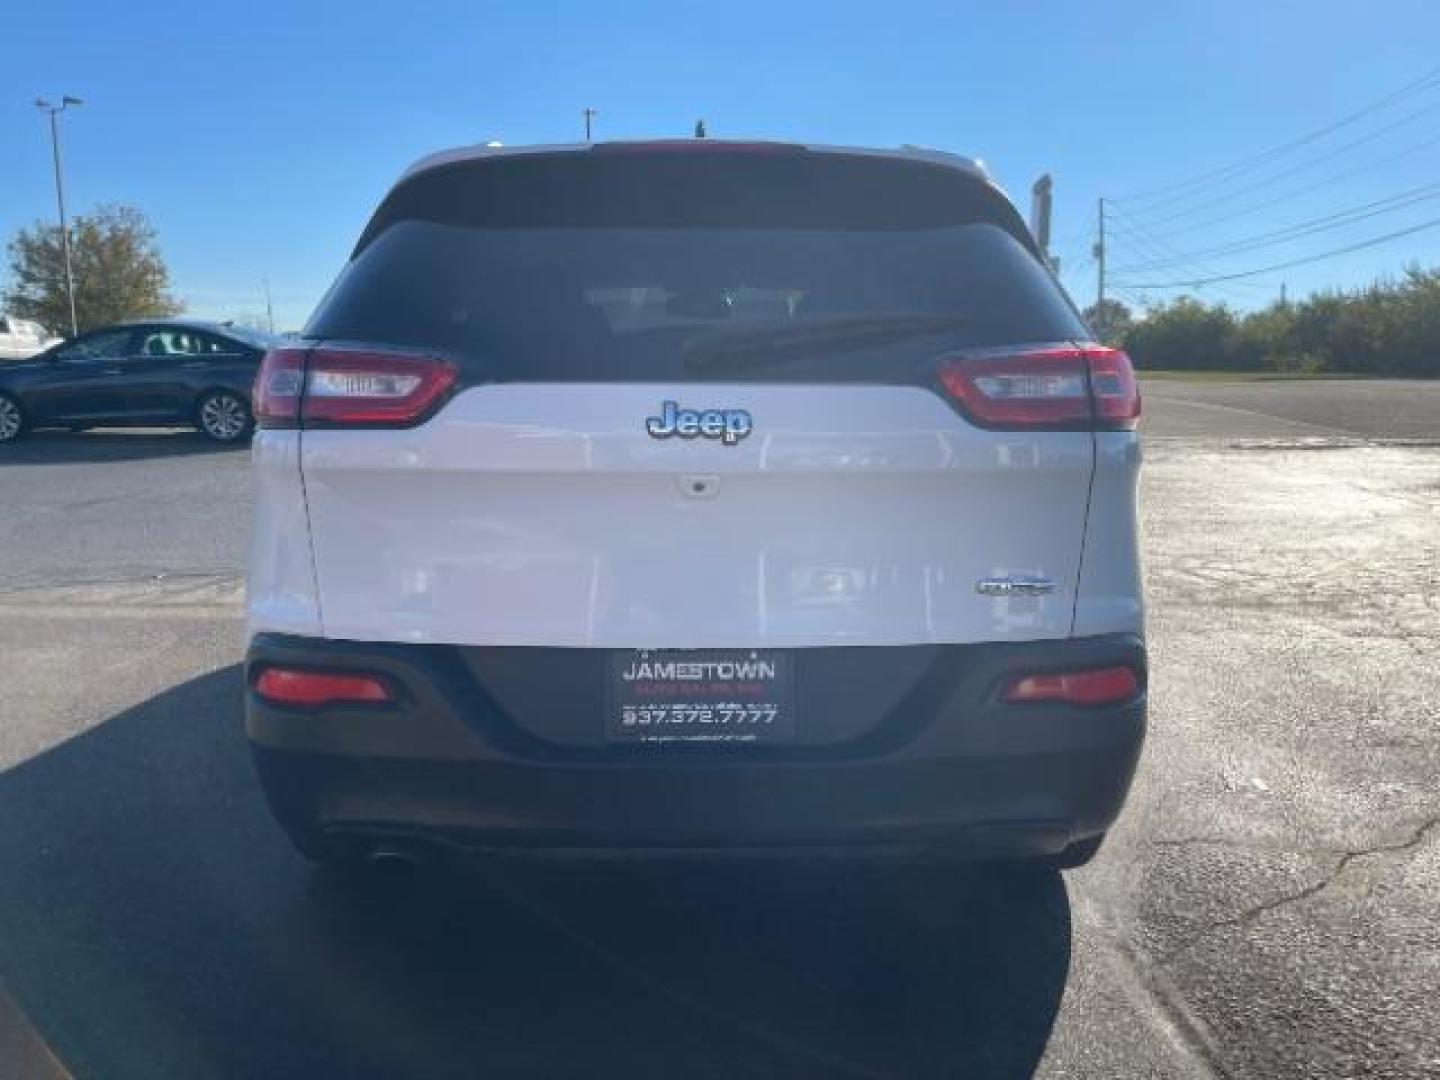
<box><xmin>319</xmin><ymin>821</ymin><xmax>1075</xmax><ymax>861</ymax></box>
<box><xmin>246</xmin><ymin>633</ymin><xmax>1146</xmax><ymax>856</ymax></box>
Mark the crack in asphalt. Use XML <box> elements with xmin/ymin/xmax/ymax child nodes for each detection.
<box><xmin>1154</xmin><ymin>816</ymin><xmax>1440</xmax><ymax>955</ymax></box>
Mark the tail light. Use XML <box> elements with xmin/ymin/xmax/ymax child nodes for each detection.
<box><xmin>1086</xmin><ymin>346</ymin><xmax>1142</xmax><ymax>428</ymax></box>
<box><xmin>252</xmin><ymin>667</ymin><xmax>394</xmax><ymax>707</ymax></box>
<box><xmin>254</xmin><ymin>347</ymin><xmax>457</xmax><ymax>430</ymax></box>
<box><xmin>1001</xmin><ymin>665</ymin><xmax>1141</xmax><ymax>707</ymax></box>
<box><xmin>253</xmin><ymin>348</ymin><xmax>306</xmax><ymax>428</ymax></box>
<box><xmin>937</xmin><ymin>344</ymin><xmax>1140</xmax><ymax>431</ymax></box>
<box><xmin>302</xmin><ymin>348</ymin><xmax>457</xmax><ymax>427</ymax></box>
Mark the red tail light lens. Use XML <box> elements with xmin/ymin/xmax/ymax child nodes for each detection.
<box><xmin>302</xmin><ymin>349</ymin><xmax>457</xmax><ymax>428</ymax></box>
<box><xmin>253</xmin><ymin>667</ymin><xmax>393</xmax><ymax>707</ymax></box>
<box><xmin>936</xmin><ymin>344</ymin><xmax>1140</xmax><ymax>431</ymax></box>
<box><xmin>1002</xmin><ymin>665</ymin><xmax>1140</xmax><ymax>707</ymax></box>
<box><xmin>1086</xmin><ymin>346</ymin><xmax>1141</xmax><ymax>429</ymax></box>
<box><xmin>254</xmin><ymin>348</ymin><xmax>307</xmax><ymax>428</ymax></box>
<box><xmin>256</xmin><ymin>347</ymin><xmax>457</xmax><ymax>430</ymax></box>
<box><xmin>938</xmin><ymin>345</ymin><xmax>1092</xmax><ymax>428</ymax></box>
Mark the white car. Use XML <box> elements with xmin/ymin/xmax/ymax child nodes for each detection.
<box><xmin>245</xmin><ymin>140</ymin><xmax>1145</xmax><ymax>871</ymax></box>
<box><xmin>0</xmin><ymin>316</ymin><xmax>60</xmax><ymax>361</ymax></box>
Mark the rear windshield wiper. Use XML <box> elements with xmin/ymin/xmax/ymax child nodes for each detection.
<box><xmin>683</xmin><ymin>313</ymin><xmax>971</xmax><ymax>373</ymax></box>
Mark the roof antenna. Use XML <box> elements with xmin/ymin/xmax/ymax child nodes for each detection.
<box><xmin>693</xmin><ymin>119</ymin><xmax>707</xmax><ymax>139</ymax></box>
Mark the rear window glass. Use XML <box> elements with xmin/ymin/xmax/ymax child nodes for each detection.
<box><xmin>308</xmin><ymin>152</ymin><xmax>1086</xmax><ymax>383</ymax></box>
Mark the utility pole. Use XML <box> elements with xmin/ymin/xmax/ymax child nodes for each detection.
<box><xmin>1093</xmin><ymin>196</ymin><xmax>1106</xmax><ymax>310</ymax></box>
<box><xmin>263</xmin><ymin>277</ymin><xmax>275</xmax><ymax>334</ymax></box>
<box><xmin>583</xmin><ymin>107</ymin><xmax>598</xmax><ymax>141</ymax></box>
<box><xmin>1279</xmin><ymin>281</ymin><xmax>1288</xmax><ymax>306</ymax></box>
<box><xmin>35</xmin><ymin>95</ymin><xmax>84</xmax><ymax>337</ymax></box>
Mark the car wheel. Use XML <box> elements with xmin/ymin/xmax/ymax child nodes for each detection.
<box><xmin>0</xmin><ymin>394</ymin><xmax>26</xmax><ymax>443</ymax></box>
<box><xmin>196</xmin><ymin>389</ymin><xmax>253</xmax><ymax>443</ymax></box>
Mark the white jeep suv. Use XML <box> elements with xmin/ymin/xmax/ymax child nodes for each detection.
<box><xmin>246</xmin><ymin>140</ymin><xmax>1145</xmax><ymax>870</ymax></box>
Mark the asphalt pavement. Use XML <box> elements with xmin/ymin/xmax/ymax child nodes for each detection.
<box><xmin>1142</xmin><ymin>375</ymin><xmax>1440</xmax><ymax>440</ymax></box>
<box><xmin>0</xmin><ymin>377</ymin><xmax>1436</xmax><ymax>1078</ymax></box>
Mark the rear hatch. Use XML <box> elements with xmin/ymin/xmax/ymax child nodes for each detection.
<box><xmin>290</xmin><ymin>145</ymin><xmax>1103</xmax><ymax>747</ymax></box>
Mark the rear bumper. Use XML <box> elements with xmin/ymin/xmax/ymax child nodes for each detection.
<box><xmin>245</xmin><ymin>633</ymin><xmax>1146</xmax><ymax>857</ymax></box>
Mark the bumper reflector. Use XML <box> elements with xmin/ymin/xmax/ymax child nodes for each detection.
<box><xmin>253</xmin><ymin>667</ymin><xmax>393</xmax><ymax>707</ymax></box>
<box><xmin>1002</xmin><ymin>665</ymin><xmax>1140</xmax><ymax>707</ymax></box>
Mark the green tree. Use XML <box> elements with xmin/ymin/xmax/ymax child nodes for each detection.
<box><xmin>4</xmin><ymin>204</ymin><xmax>182</xmax><ymax>336</ymax></box>
<box><xmin>1391</xmin><ymin>266</ymin><xmax>1440</xmax><ymax>376</ymax></box>
<box><xmin>1122</xmin><ymin>296</ymin><xmax>1239</xmax><ymax>371</ymax></box>
<box><xmin>1113</xmin><ymin>266</ymin><xmax>1440</xmax><ymax>376</ymax></box>
<box><xmin>1082</xmin><ymin>298</ymin><xmax>1134</xmax><ymax>344</ymax></box>
<box><xmin>1236</xmin><ymin>303</ymin><xmax>1322</xmax><ymax>372</ymax></box>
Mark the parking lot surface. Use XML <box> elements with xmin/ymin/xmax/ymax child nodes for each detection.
<box><xmin>1142</xmin><ymin>375</ymin><xmax>1440</xmax><ymax>441</ymax></box>
<box><xmin>0</xmin><ymin>377</ymin><xmax>1436</xmax><ymax>1078</ymax></box>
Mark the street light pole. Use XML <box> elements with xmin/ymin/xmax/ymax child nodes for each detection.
<box><xmin>35</xmin><ymin>96</ymin><xmax>83</xmax><ymax>337</ymax></box>
<box><xmin>583</xmin><ymin>107</ymin><xmax>598</xmax><ymax>142</ymax></box>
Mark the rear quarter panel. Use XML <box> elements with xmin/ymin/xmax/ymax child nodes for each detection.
<box><xmin>1071</xmin><ymin>431</ymin><xmax>1144</xmax><ymax>637</ymax></box>
<box><xmin>248</xmin><ymin>430</ymin><xmax>323</xmax><ymax>636</ymax></box>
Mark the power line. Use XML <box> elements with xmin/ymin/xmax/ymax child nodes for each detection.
<box><xmin>1106</xmin><ymin>226</ymin><xmax>1261</xmax><ymax>296</ymax></box>
<box><xmin>1050</xmin><ymin>227</ymin><xmax>1093</xmax><ymax>262</ymax></box>
<box><xmin>1096</xmin><ymin>209</ymin><xmax>1241</xmax><ymax>301</ymax></box>
<box><xmin>1116</xmin><ymin>64</ymin><xmax>1440</xmax><ymax>207</ymax></box>
<box><xmin>1105</xmin><ymin>206</ymin><xmax>1273</xmax><ymax>298</ymax></box>
<box><xmin>1116</xmin><ymin>96</ymin><xmax>1440</xmax><ymax>230</ymax></box>
<box><xmin>1110</xmin><ymin>180</ymin><xmax>1440</xmax><ymax>274</ymax></box>
<box><xmin>1113</xmin><ymin>215</ymin><xmax>1440</xmax><ymax>289</ymax></box>
<box><xmin>1137</xmin><ymin>129</ymin><xmax>1440</xmax><ymax>246</ymax></box>
<box><xmin>1111</xmin><ymin>287</ymin><xmax>1150</xmax><ymax>311</ymax></box>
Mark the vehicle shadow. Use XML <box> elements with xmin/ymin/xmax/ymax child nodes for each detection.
<box><xmin>0</xmin><ymin>667</ymin><xmax>1071</xmax><ymax>1079</ymax></box>
<box><xmin>0</xmin><ymin>429</ymin><xmax>246</xmax><ymax>466</ymax></box>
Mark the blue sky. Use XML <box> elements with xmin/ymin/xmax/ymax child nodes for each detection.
<box><xmin>4</xmin><ymin>0</ymin><xmax>1439</xmax><ymax>330</ymax></box>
